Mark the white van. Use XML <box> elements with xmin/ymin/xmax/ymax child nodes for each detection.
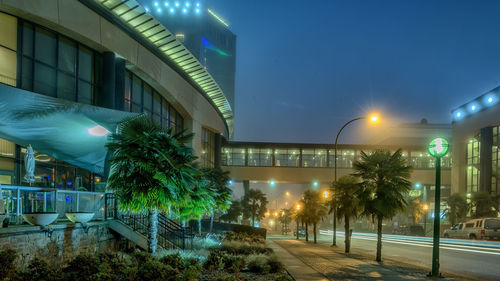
<box><xmin>444</xmin><ymin>218</ymin><xmax>500</xmax><ymax>240</ymax></box>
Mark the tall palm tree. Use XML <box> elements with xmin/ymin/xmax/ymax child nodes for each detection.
<box><xmin>106</xmin><ymin>115</ymin><xmax>199</xmax><ymax>255</ymax></box>
<box><xmin>470</xmin><ymin>192</ymin><xmax>497</xmax><ymax>218</ymax></box>
<box><xmin>353</xmin><ymin>149</ymin><xmax>412</xmax><ymax>262</ymax></box>
<box><xmin>220</xmin><ymin>200</ymin><xmax>242</xmax><ymax>223</ymax></box>
<box><xmin>302</xmin><ymin>190</ymin><xmax>328</xmax><ymax>244</ymax></box>
<box><xmin>242</xmin><ymin>189</ymin><xmax>268</xmax><ymax>227</ymax></box>
<box><xmin>333</xmin><ymin>175</ymin><xmax>363</xmax><ymax>253</ymax></box>
<box><xmin>201</xmin><ymin>168</ymin><xmax>232</xmax><ymax>232</ymax></box>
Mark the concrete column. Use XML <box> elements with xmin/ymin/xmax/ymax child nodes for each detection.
<box><xmin>114</xmin><ymin>57</ymin><xmax>126</xmax><ymax>111</ymax></box>
<box><xmin>243</xmin><ymin>180</ymin><xmax>250</xmax><ymax>196</ymax></box>
<box><xmin>480</xmin><ymin>127</ymin><xmax>493</xmax><ymax>193</ymax></box>
<box><xmin>214</xmin><ymin>133</ymin><xmax>222</xmax><ymax>168</ymax></box>
<box><xmin>101</xmin><ymin>52</ymin><xmax>116</xmax><ymax>109</ymax></box>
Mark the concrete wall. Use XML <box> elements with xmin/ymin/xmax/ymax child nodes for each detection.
<box><xmin>451</xmin><ymin>102</ymin><xmax>500</xmax><ymax>194</ymax></box>
<box><xmin>0</xmin><ymin>222</ymin><xmax>118</xmax><ymax>265</ymax></box>
<box><xmin>0</xmin><ymin>0</ymin><xmax>228</xmax><ymax>156</ymax></box>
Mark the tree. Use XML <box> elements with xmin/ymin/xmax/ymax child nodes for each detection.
<box><xmin>201</xmin><ymin>168</ymin><xmax>232</xmax><ymax>232</ymax></box>
<box><xmin>332</xmin><ymin>176</ymin><xmax>363</xmax><ymax>253</ymax></box>
<box><xmin>106</xmin><ymin>115</ymin><xmax>199</xmax><ymax>255</ymax></box>
<box><xmin>407</xmin><ymin>198</ymin><xmax>424</xmax><ymax>226</ymax></box>
<box><xmin>242</xmin><ymin>189</ymin><xmax>268</xmax><ymax>227</ymax></box>
<box><xmin>353</xmin><ymin>149</ymin><xmax>412</xmax><ymax>262</ymax></box>
<box><xmin>470</xmin><ymin>192</ymin><xmax>497</xmax><ymax>218</ymax></box>
<box><xmin>445</xmin><ymin>193</ymin><xmax>468</xmax><ymax>225</ymax></box>
<box><xmin>279</xmin><ymin>208</ymin><xmax>293</xmax><ymax>234</ymax></box>
<box><xmin>301</xmin><ymin>190</ymin><xmax>328</xmax><ymax>244</ymax></box>
<box><xmin>220</xmin><ymin>200</ymin><xmax>242</xmax><ymax>223</ymax></box>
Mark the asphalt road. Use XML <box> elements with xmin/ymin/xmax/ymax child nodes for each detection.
<box><xmin>316</xmin><ymin>230</ymin><xmax>500</xmax><ymax>280</ymax></box>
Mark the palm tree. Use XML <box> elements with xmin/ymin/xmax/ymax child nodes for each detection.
<box><xmin>302</xmin><ymin>190</ymin><xmax>328</xmax><ymax>244</ymax></box>
<box><xmin>220</xmin><ymin>200</ymin><xmax>242</xmax><ymax>223</ymax></box>
<box><xmin>353</xmin><ymin>149</ymin><xmax>412</xmax><ymax>262</ymax></box>
<box><xmin>278</xmin><ymin>208</ymin><xmax>293</xmax><ymax>234</ymax></box>
<box><xmin>445</xmin><ymin>193</ymin><xmax>468</xmax><ymax>226</ymax></box>
<box><xmin>333</xmin><ymin>176</ymin><xmax>363</xmax><ymax>253</ymax></box>
<box><xmin>106</xmin><ymin>115</ymin><xmax>199</xmax><ymax>255</ymax></box>
<box><xmin>242</xmin><ymin>189</ymin><xmax>268</xmax><ymax>227</ymax></box>
<box><xmin>201</xmin><ymin>168</ymin><xmax>232</xmax><ymax>232</ymax></box>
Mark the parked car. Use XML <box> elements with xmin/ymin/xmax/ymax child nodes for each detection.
<box><xmin>443</xmin><ymin>218</ymin><xmax>500</xmax><ymax>240</ymax></box>
<box><xmin>293</xmin><ymin>227</ymin><xmax>306</xmax><ymax>237</ymax></box>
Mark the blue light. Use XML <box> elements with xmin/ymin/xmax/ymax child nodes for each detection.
<box><xmin>454</xmin><ymin>109</ymin><xmax>464</xmax><ymax>120</ymax></box>
<box><xmin>157</xmin><ymin>8</ymin><xmax>162</xmax><ymax>12</ymax></box>
<box><xmin>175</xmin><ymin>1</ymin><xmax>180</xmax><ymax>7</ymax></box>
<box><xmin>228</xmin><ymin>179</ymin><xmax>233</xmax><ymax>185</ymax></box>
<box><xmin>154</xmin><ymin>1</ymin><xmax>159</xmax><ymax>6</ymax></box>
<box><xmin>313</xmin><ymin>181</ymin><xmax>319</xmax><ymax>187</ymax></box>
<box><xmin>196</xmin><ymin>2</ymin><xmax>200</xmax><ymax>7</ymax></box>
<box><xmin>164</xmin><ymin>2</ymin><xmax>169</xmax><ymax>6</ymax></box>
<box><xmin>145</xmin><ymin>7</ymin><xmax>150</xmax><ymax>12</ymax></box>
<box><xmin>270</xmin><ymin>179</ymin><xmax>276</xmax><ymax>186</ymax></box>
<box><xmin>484</xmin><ymin>94</ymin><xmax>497</xmax><ymax>106</ymax></box>
<box><xmin>170</xmin><ymin>8</ymin><xmax>175</xmax><ymax>13</ymax></box>
<box><xmin>468</xmin><ymin>102</ymin><xmax>479</xmax><ymax>113</ymax></box>
<box><xmin>183</xmin><ymin>8</ymin><xmax>187</xmax><ymax>13</ymax></box>
<box><xmin>186</xmin><ymin>2</ymin><xmax>191</xmax><ymax>7</ymax></box>
<box><xmin>414</xmin><ymin>183</ymin><xmax>421</xmax><ymax>189</ymax></box>
<box><xmin>195</xmin><ymin>8</ymin><xmax>200</xmax><ymax>13</ymax></box>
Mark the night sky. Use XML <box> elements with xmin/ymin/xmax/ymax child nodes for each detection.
<box><xmin>203</xmin><ymin>0</ymin><xmax>500</xmax><ymax>144</ymax></box>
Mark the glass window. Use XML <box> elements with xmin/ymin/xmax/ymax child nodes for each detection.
<box><xmin>35</xmin><ymin>27</ymin><xmax>57</xmax><ymax>66</ymax></box>
<box><xmin>22</xmin><ymin>22</ymin><xmax>34</xmax><ymax>57</ymax></box>
<box><xmin>143</xmin><ymin>84</ymin><xmax>153</xmax><ymax>116</ymax></box>
<box><xmin>58</xmin><ymin>37</ymin><xmax>76</xmax><ymax>74</ymax></box>
<box><xmin>201</xmin><ymin>128</ymin><xmax>215</xmax><ymax>168</ymax></box>
<box><xmin>329</xmin><ymin>149</ymin><xmax>355</xmax><ymax>168</ymax></box>
<box><xmin>169</xmin><ymin>107</ymin><xmax>176</xmax><ymax>129</ymax></box>
<box><xmin>161</xmin><ymin>100</ymin><xmax>169</xmax><ymax>129</ymax></box>
<box><xmin>466</xmin><ymin>136</ymin><xmax>480</xmax><ymax>193</ymax></box>
<box><xmin>410</xmin><ymin>151</ymin><xmax>435</xmax><ymax>169</ymax></box>
<box><xmin>248</xmin><ymin>148</ymin><xmax>272</xmax><ymax>166</ymax></box>
<box><xmin>78</xmin><ymin>46</ymin><xmax>93</xmax><ymax>82</ymax></box>
<box><xmin>57</xmin><ymin>71</ymin><xmax>76</xmax><ymax>101</ymax></box>
<box><xmin>34</xmin><ymin>62</ymin><xmax>56</xmax><ymax>97</ymax></box>
<box><xmin>153</xmin><ymin>92</ymin><xmax>162</xmax><ymax>124</ymax></box>
<box><xmin>222</xmin><ymin>147</ymin><xmax>246</xmax><ymax>166</ymax></box>
<box><xmin>21</xmin><ymin>57</ymin><xmax>33</xmax><ymax>90</ymax></box>
<box><xmin>78</xmin><ymin>81</ymin><xmax>92</xmax><ymax>105</ymax></box>
<box><xmin>131</xmin><ymin>76</ymin><xmax>142</xmax><ymax>113</ymax></box>
<box><xmin>274</xmin><ymin>148</ymin><xmax>300</xmax><ymax>167</ymax></box>
<box><xmin>0</xmin><ymin>12</ymin><xmax>18</xmax><ymax>50</ymax></box>
<box><xmin>124</xmin><ymin>71</ymin><xmax>132</xmax><ymax>111</ymax></box>
<box><xmin>0</xmin><ymin>47</ymin><xmax>16</xmax><ymax>86</ymax></box>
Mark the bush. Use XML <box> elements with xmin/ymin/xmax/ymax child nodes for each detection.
<box><xmin>63</xmin><ymin>254</ymin><xmax>100</xmax><ymax>281</ymax></box>
<box><xmin>137</xmin><ymin>260</ymin><xmax>180</xmax><ymax>281</ymax></box>
<box><xmin>267</xmin><ymin>255</ymin><xmax>284</xmax><ymax>273</ymax></box>
<box><xmin>159</xmin><ymin>253</ymin><xmax>184</xmax><ymax>269</ymax></box>
<box><xmin>182</xmin><ymin>265</ymin><xmax>201</xmax><ymax>281</ymax></box>
<box><xmin>274</xmin><ymin>273</ymin><xmax>293</xmax><ymax>281</ymax></box>
<box><xmin>203</xmin><ymin>251</ymin><xmax>224</xmax><ymax>271</ymax></box>
<box><xmin>247</xmin><ymin>254</ymin><xmax>271</xmax><ymax>274</ymax></box>
<box><xmin>20</xmin><ymin>258</ymin><xmax>62</xmax><ymax>281</ymax></box>
<box><xmin>0</xmin><ymin>248</ymin><xmax>18</xmax><ymax>281</ymax></box>
<box><xmin>184</xmin><ymin>257</ymin><xmax>201</xmax><ymax>268</ymax></box>
<box><xmin>222</xmin><ymin>255</ymin><xmax>245</xmax><ymax>273</ymax></box>
<box><xmin>131</xmin><ymin>252</ymin><xmax>153</xmax><ymax>267</ymax></box>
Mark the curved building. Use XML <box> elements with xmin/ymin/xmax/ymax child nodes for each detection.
<box><xmin>0</xmin><ymin>0</ymin><xmax>232</xmax><ymax>190</ymax></box>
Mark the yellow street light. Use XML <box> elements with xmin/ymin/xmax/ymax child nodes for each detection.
<box><xmin>285</xmin><ymin>191</ymin><xmax>290</xmax><ymax>196</ymax></box>
<box><xmin>370</xmin><ymin>115</ymin><xmax>379</xmax><ymax>122</ymax></box>
<box><xmin>423</xmin><ymin>204</ymin><xmax>429</xmax><ymax>211</ymax></box>
<box><xmin>323</xmin><ymin>191</ymin><xmax>329</xmax><ymax>199</ymax></box>
<box><xmin>274</xmin><ymin>212</ymin><xmax>278</xmax><ymax>217</ymax></box>
<box><xmin>296</xmin><ymin>204</ymin><xmax>301</xmax><ymax>211</ymax></box>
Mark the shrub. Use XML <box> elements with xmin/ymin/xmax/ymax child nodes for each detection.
<box><xmin>203</xmin><ymin>251</ymin><xmax>223</xmax><ymax>271</ymax></box>
<box><xmin>247</xmin><ymin>254</ymin><xmax>271</xmax><ymax>274</ymax></box>
<box><xmin>222</xmin><ymin>255</ymin><xmax>245</xmax><ymax>273</ymax></box>
<box><xmin>63</xmin><ymin>253</ymin><xmax>100</xmax><ymax>281</ymax></box>
<box><xmin>184</xmin><ymin>257</ymin><xmax>201</xmax><ymax>268</ymax></box>
<box><xmin>267</xmin><ymin>255</ymin><xmax>284</xmax><ymax>273</ymax></box>
<box><xmin>131</xmin><ymin>251</ymin><xmax>153</xmax><ymax>267</ymax></box>
<box><xmin>0</xmin><ymin>248</ymin><xmax>18</xmax><ymax>281</ymax></box>
<box><xmin>182</xmin><ymin>265</ymin><xmax>201</xmax><ymax>281</ymax></box>
<box><xmin>20</xmin><ymin>258</ymin><xmax>62</xmax><ymax>281</ymax></box>
<box><xmin>159</xmin><ymin>253</ymin><xmax>184</xmax><ymax>269</ymax></box>
<box><xmin>137</xmin><ymin>260</ymin><xmax>180</xmax><ymax>281</ymax></box>
<box><xmin>274</xmin><ymin>273</ymin><xmax>293</xmax><ymax>281</ymax></box>
<box><xmin>216</xmin><ymin>275</ymin><xmax>240</xmax><ymax>281</ymax></box>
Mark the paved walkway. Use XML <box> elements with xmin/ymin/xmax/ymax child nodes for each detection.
<box><xmin>269</xmin><ymin>237</ymin><xmax>465</xmax><ymax>281</ymax></box>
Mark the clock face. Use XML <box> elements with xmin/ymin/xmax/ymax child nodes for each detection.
<box><xmin>427</xmin><ymin>138</ymin><xmax>449</xmax><ymax>158</ymax></box>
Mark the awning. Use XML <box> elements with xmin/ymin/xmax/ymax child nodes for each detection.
<box><xmin>0</xmin><ymin>84</ymin><xmax>136</xmax><ymax>174</ymax></box>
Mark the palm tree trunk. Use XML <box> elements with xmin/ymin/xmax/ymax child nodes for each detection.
<box><xmin>252</xmin><ymin>212</ymin><xmax>255</xmax><ymax>227</ymax></box>
<box><xmin>313</xmin><ymin>223</ymin><xmax>317</xmax><ymax>244</ymax></box>
<box><xmin>147</xmin><ymin>208</ymin><xmax>158</xmax><ymax>255</ymax></box>
<box><xmin>305</xmin><ymin>223</ymin><xmax>309</xmax><ymax>242</ymax></box>
<box><xmin>376</xmin><ymin>214</ymin><xmax>383</xmax><ymax>262</ymax></box>
<box><xmin>209</xmin><ymin>211</ymin><xmax>215</xmax><ymax>232</ymax></box>
<box><xmin>345</xmin><ymin>214</ymin><xmax>350</xmax><ymax>253</ymax></box>
<box><xmin>198</xmin><ymin>219</ymin><xmax>202</xmax><ymax>235</ymax></box>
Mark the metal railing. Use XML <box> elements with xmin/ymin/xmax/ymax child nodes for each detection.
<box><xmin>104</xmin><ymin>194</ymin><xmax>193</xmax><ymax>250</ymax></box>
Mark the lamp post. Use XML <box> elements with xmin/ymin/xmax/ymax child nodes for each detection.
<box><xmin>296</xmin><ymin>204</ymin><xmax>301</xmax><ymax>240</ymax></box>
<box><xmin>427</xmin><ymin>137</ymin><xmax>449</xmax><ymax>277</ymax></box>
<box><xmin>332</xmin><ymin>115</ymin><xmax>378</xmax><ymax>246</ymax></box>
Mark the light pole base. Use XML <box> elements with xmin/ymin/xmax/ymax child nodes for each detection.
<box><xmin>427</xmin><ymin>272</ymin><xmax>443</xmax><ymax>278</ymax></box>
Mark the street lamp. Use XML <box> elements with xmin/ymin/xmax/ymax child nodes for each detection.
<box><xmin>332</xmin><ymin>114</ymin><xmax>379</xmax><ymax>246</ymax></box>
<box><xmin>427</xmin><ymin>137</ymin><xmax>449</xmax><ymax>277</ymax></box>
<box><xmin>422</xmin><ymin>203</ymin><xmax>429</xmax><ymax>236</ymax></box>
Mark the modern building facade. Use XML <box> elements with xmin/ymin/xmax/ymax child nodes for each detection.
<box><xmin>451</xmin><ymin>88</ymin><xmax>500</xmax><ymax>196</ymax></box>
<box><xmin>0</xmin><ymin>0</ymin><xmax>232</xmax><ymax>193</ymax></box>
<box><xmin>137</xmin><ymin>0</ymin><xmax>237</xmax><ymax>134</ymax></box>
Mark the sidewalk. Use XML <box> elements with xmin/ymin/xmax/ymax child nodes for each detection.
<box><xmin>269</xmin><ymin>237</ymin><xmax>461</xmax><ymax>281</ymax></box>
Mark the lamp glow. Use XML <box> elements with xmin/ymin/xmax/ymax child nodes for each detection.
<box><xmin>370</xmin><ymin>115</ymin><xmax>378</xmax><ymax>122</ymax></box>
<box><xmin>87</xmin><ymin>125</ymin><xmax>109</xmax><ymax>137</ymax></box>
<box><xmin>270</xmin><ymin>179</ymin><xmax>276</xmax><ymax>186</ymax></box>
<box><xmin>427</xmin><ymin>138</ymin><xmax>449</xmax><ymax>158</ymax></box>
<box><xmin>170</xmin><ymin>8</ymin><xmax>174</xmax><ymax>13</ymax></box>
<box><xmin>313</xmin><ymin>181</ymin><xmax>319</xmax><ymax>187</ymax></box>
<box><xmin>175</xmin><ymin>1</ymin><xmax>179</xmax><ymax>7</ymax></box>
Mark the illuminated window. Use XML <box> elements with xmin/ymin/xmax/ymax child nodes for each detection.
<box><xmin>0</xmin><ymin>12</ymin><xmax>17</xmax><ymax>86</ymax></box>
<box><xmin>466</xmin><ymin>135</ymin><xmax>480</xmax><ymax>193</ymax></box>
<box><xmin>492</xmin><ymin>126</ymin><xmax>500</xmax><ymax>195</ymax></box>
<box><xmin>201</xmin><ymin>128</ymin><xmax>215</xmax><ymax>168</ymax></box>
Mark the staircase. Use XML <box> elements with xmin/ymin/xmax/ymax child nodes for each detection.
<box><xmin>105</xmin><ymin>194</ymin><xmax>194</xmax><ymax>250</ymax></box>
